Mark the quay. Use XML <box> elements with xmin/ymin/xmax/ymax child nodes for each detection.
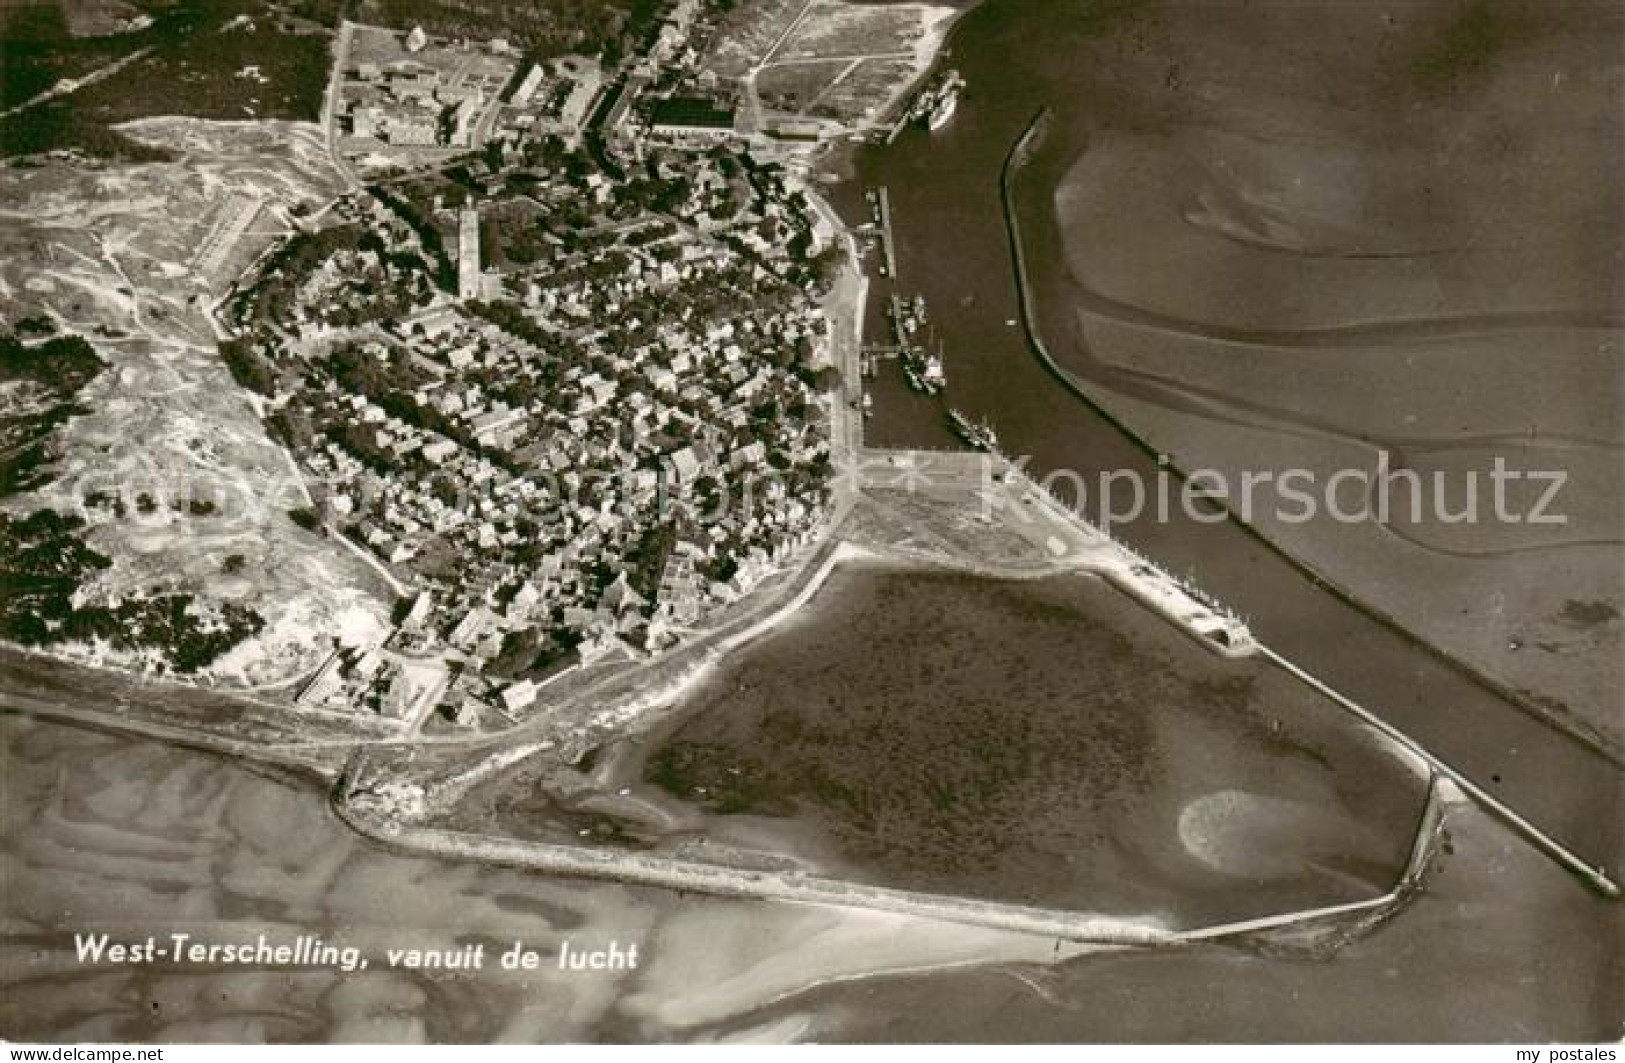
<box><xmin>876</xmin><ymin>185</ymin><xmax>897</xmax><ymax>278</ymax></box>
<box><xmin>884</xmin><ymin>107</ymin><xmax>912</xmax><ymax>145</ymax></box>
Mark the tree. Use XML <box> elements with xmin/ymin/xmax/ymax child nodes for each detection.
<box><xmin>267</xmin><ymin>406</ymin><xmax>315</xmax><ymax>451</ymax></box>
<box><xmin>287</xmin><ymin>507</ymin><xmax>323</xmax><ymax>533</ymax></box>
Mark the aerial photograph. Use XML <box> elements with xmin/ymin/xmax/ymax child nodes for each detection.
<box><xmin>0</xmin><ymin>0</ymin><xmax>1620</xmax><ymax>1047</ymax></box>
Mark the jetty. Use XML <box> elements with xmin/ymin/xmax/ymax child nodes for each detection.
<box><xmin>876</xmin><ymin>185</ymin><xmax>897</xmax><ymax>278</ymax></box>
<box><xmin>884</xmin><ymin>106</ymin><xmax>913</xmax><ymax>145</ymax></box>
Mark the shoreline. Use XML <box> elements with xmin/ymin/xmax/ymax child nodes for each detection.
<box><xmin>0</xmin><ymin>0</ymin><xmax>902</xmax><ymax>747</ymax></box>
<box><xmin>331</xmin><ymin>768</ymin><xmax>1452</xmax><ymax>947</ymax></box>
<box><xmin>875</xmin><ymin>3</ymin><xmax>969</xmax><ymax>131</ymax></box>
<box><xmin>4</xmin><ymin>117</ymin><xmax>1588</xmax><ymax>933</ymax></box>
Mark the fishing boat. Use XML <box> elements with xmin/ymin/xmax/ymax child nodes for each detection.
<box><xmin>889</xmin><ymin>295</ymin><xmax>921</xmax><ymax>342</ymax></box>
<box><xmin>897</xmin><ymin>330</ymin><xmax>946</xmax><ymax>396</ymax></box>
<box><xmin>903</xmin><ymin>357</ymin><xmax>929</xmax><ymax>393</ymax></box>
<box><xmin>900</xmin><ymin>341</ymin><xmax>942</xmax><ymax>396</ymax></box>
<box><xmin>914</xmin><ymin>70</ymin><xmax>965</xmax><ymax>133</ymax></box>
<box><xmin>947</xmin><ymin>408</ymin><xmax>998</xmax><ymax>451</ymax></box>
<box><xmin>922</xmin><ymin>349</ymin><xmax>946</xmax><ymax>393</ymax></box>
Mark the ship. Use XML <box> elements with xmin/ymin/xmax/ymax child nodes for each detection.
<box><xmin>920</xmin><ymin>328</ymin><xmax>946</xmax><ymax>393</ymax></box>
<box><xmin>902</xmin><ymin>356</ymin><xmax>929</xmax><ymax>394</ymax></box>
<box><xmin>889</xmin><ymin>295</ymin><xmax>921</xmax><ymax>342</ymax></box>
<box><xmin>900</xmin><ymin>339</ymin><xmax>943</xmax><ymax>396</ymax></box>
<box><xmin>922</xmin><ymin>349</ymin><xmax>946</xmax><ymax>392</ymax></box>
<box><xmin>917</xmin><ymin>70</ymin><xmax>964</xmax><ymax>132</ymax></box>
<box><xmin>947</xmin><ymin>408</ymin><xmax>997</xmax><ymax>451</ymax></box>
<box><xmin>910</xmin><ymin>69</ymin><xmax>964</xmax><ymax>131</ymax></box>
<box><xmin>927</xmin><ymin>87</ymin><xmax>959</xmax><ymax>131</ymax></box>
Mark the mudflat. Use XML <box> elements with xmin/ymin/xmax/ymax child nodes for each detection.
<box><xmin>628</xmin><ymin>563</ymin><xmax>1427</xmax><ymax>927</ymax></box>
<box><xmin>1018</xmin><ymin>0</ymin><xmax>1624</xmax><ymax>747</ymax></box>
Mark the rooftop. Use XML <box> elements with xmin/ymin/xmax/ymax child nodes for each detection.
<box><xmin>649</xmin><ymin>96</ymin><xmax>736</xmax><ymax>131</ymax></box>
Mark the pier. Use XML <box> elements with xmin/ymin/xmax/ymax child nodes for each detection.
<box><xmin>860</xmin><ymin>345</ymin><xmax>902</xmax><ymax>379</ymax></box>
<box><xmin>884</xmin><ymin>107</ymin><xmax>913</xmax><ymax>145</ymax></box>
<box><xmin>875</xmin><ymin>185</ymin><xmax>897</xmax><ymax>278</ymax></box>
<box><xmin>334</xmin><ymin>766</ymin><xmax>1455</xmax><ymax>947</ymax></box>
<box><xmin>1263</xmin><ymin>647</ymin><xmax>1620</xmax><ymax>899</ymax></box>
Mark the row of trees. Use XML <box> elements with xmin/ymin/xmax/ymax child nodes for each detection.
<box><xmin>218</xmin><ymin>336</ymin><xmax>278</xmax><ymax>396</ymax></box>
<box><xmin>368</xmin><ymin>186</ymin><xmax>458</xmax><ymax>290</ymax></box>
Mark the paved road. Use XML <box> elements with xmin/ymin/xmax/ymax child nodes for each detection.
<box><xmin>1</xmin><ymin>46</ymin><xmax>153</xmax><ymax>120</ymax></box>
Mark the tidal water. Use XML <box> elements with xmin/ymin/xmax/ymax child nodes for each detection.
<box><xmin>4</xmin><ymin>687</ymin><xmax>1616</xmax><ymax>1041</ymax></box>
<box><xmin>2</xmin><ymin>711</ymin><xmax>1080</xmax><ymax>1042</ymax></box>
<box><xmin>834</xmin><ymin>0</ymin><xmax>1621</xmax><ymax>870</ymax></box>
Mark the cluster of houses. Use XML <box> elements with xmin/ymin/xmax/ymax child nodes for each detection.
<box><xmin>295</xmin><ymin>240</ymin><xmax>433</xmax><ymax>329</ymax></box>
<box><xmin>603</xmin><ymin>0</ymin><xmax>842</xmax><ymax>156</ymax></box>
<box><xmin>337</xmin><ymin>3</ymin><xmax>847</xmax><ymax>181</ymax></box>
<box><xmin>249</xmin><ymin>1</ymin><xmax>871</xmax><ymax>731</ymax></box>
<box><xmin>252</xmin><ymin>121</ymin><xmax>838</xmax><ymax>728</ymax></box>
<box><xmin>297</xmin><ymin>639</ymin><xmax>452</xmax><ymax>726</ymax></box>
<box><xmin>340</xmin><ymin>26</ymin><xmax>517</xmax><ymax>150</ymax></box>
<box><xmin>338</xmin><ymin>24</ymin><xmax>612</xmax><ymax>166</ymax></box>
<box><xmin>496</xmin><ymin>56</ymin><xmax>605</xmax><ymax>147</ymax></box>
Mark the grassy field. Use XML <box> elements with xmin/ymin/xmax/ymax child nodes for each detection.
<box><xmin>755</xmin><ymin>59</ymin><xmax>850</xmax><ymax>112</ymax></box>
<box><xmin>701</xmin><ymin>0</ymin><xmax>807</xmax><ymax>79</ymax></box>
<box><xmin>2</xmin><ymin>3</ymin><xmax>135</xmax><ymax>110</ymax></box>
<box><xmin>774</xmin><ymin>1</ymin><xmax>925</xmax><ymax>61</ymax></box>
<box><xmin>810</xmin><ymin>56</ymin><xmax>913</xmax><ymax>121</ymax></box>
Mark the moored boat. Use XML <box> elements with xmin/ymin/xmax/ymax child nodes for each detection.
<box><xmin>922</xmin><ymin>350</ymin><xmax>945</xmax><ymax>392</ymax></box>
<box><xmin>946</xmin><ymin>408</ymin><xmax>998</xmax><ymax>451</ymax></box>
<box><xmin>914</xmin><ymin>69</ymin><xmax>965</xmax><ymax>133</ymax></box>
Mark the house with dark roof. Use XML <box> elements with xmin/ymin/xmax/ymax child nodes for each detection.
<box><xmin>647</xmin><ymin>97</ymin><xmax>737</xmax><ymax>144</ymax></box>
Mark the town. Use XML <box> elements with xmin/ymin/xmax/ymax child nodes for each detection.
<box><xmin>213</xmin><ymin>4</ymin><xmax>882</xmax><ymax>733</ymax></box>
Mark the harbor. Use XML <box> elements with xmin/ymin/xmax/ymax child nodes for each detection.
<box><xmin>834</xmin><ymin>8</ymin><xmax>1623</xmax><ymax>883</ymax></box>
<box><xmin>855</xmin><ymin>184</ymin><xmax>968</xmax><ymax>446</ymax></box>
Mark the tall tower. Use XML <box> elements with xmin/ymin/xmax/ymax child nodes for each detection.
<box><xmin>458</xmin><ymin>204</ymin><xmax>481</xmax><ymax>301</ymax></box>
